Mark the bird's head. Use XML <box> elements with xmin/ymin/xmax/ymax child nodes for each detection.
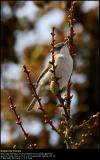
<box><xmin>53</xmin><ymin>42</ymin><xmax>70</xmax><ymax>57</ymax></box>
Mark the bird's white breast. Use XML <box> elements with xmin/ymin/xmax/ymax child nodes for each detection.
<box><xmin>55</xmin><ymin>54</ymin><xmax>73</xmax><ymax>89</ymax></box>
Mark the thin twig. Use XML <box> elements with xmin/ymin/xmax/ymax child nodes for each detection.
<box><xmin>67</xmin><ymin>1</ymin><xmax>77</xmax><ymax>57</ymax></box>
<box><xmin>23</xmin><ymin>65</ymin><xmax>63</xmax><ymax>137</ymax></box>
<box><xmin>8</xmin><ymin>96</ymin><xmax>37</xmax><ymax>149</ymax></box>
<box><xmin>50</xmin><ymin>27</ymin><xmax>70</xmax><ymax>122</ymax></box>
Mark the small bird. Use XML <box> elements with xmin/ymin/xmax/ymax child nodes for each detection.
<box><xmin>27</xmin><ymin>42</ymin><xmax>73</xmax><ymax>112</ymax></box>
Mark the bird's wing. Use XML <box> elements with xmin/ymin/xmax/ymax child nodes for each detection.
<box><xmin>35</xmin><ymin>63</ymin><xmax>51</xmax><ymax>88</ymax></box>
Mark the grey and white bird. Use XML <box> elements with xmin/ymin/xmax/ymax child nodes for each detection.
<box><xmin>27</xmin><ymin>42</ymin><xmax>73</xmax><ymax>112</ymax></box>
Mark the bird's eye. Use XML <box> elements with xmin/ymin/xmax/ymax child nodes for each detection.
<box><xmin>54</xmin><ymin>45</ymin><xmax>64</xmax><ymax>51</ymax></box>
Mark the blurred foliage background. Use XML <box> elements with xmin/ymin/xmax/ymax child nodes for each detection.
<box><xmin>1</xmin><ymin>1</ymin><xmax>99</xmax><ymax>149</ymax></box>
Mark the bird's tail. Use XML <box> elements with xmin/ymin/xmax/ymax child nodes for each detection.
<box><xmin>27</xmin><ymin>98</ymin><xmax>37</xmax><ymax>112</ymax></box>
